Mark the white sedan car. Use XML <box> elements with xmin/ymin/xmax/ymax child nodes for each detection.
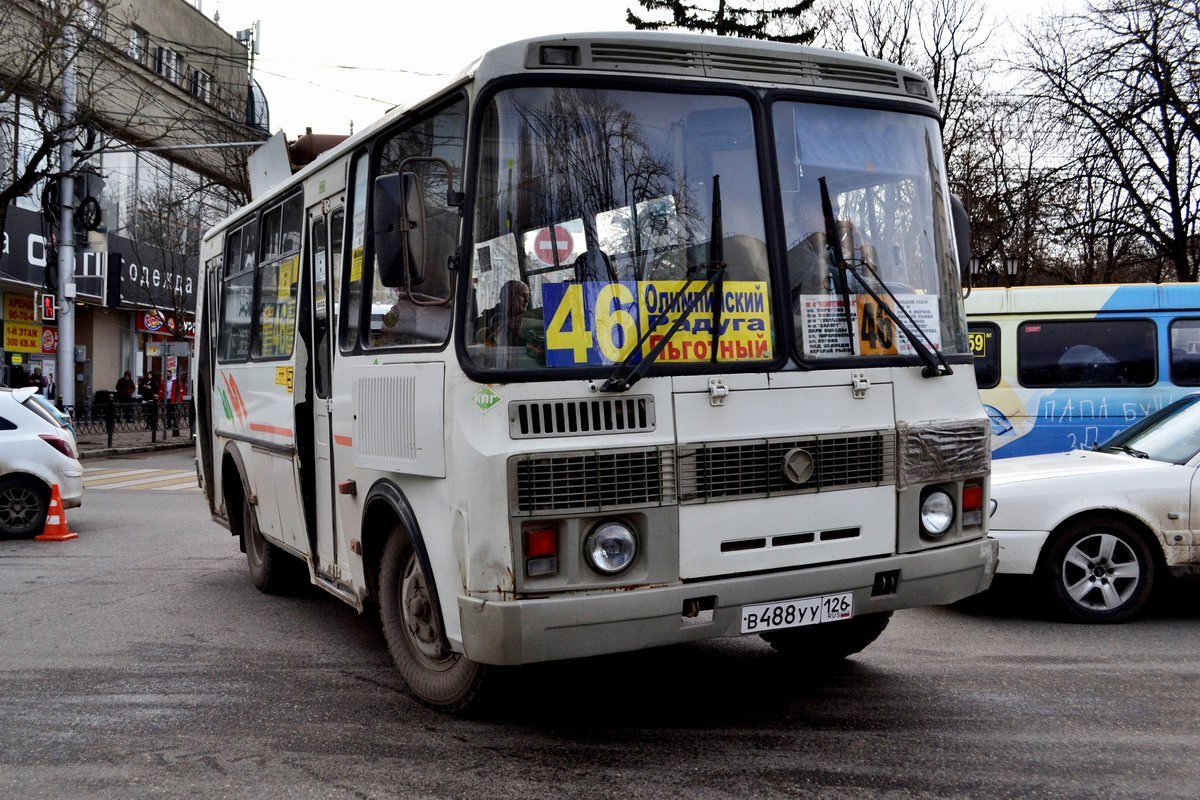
<box><xmin>0</xmin><ymin>387</ymin><xmax>84</xmax><ymax>537</ymax></box>
<box><xmin>989</xmin><ymin>392</ymin><xmax>1200</xmax><ymax>622</ymax></box>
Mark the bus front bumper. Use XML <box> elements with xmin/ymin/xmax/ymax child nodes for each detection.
<box><xmin>457</xmin><ymin>536</ymin><xmax>998</xmax><ymax>666</ymax></box>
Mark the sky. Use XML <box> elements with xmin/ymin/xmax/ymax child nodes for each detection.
<box><xmin>207</xmin><ymin>0</ymin><xmax>1079</xmax><ymax>140</ymax></box>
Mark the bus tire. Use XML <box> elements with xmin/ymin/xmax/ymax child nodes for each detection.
<box><xmin>761</xmin><ymin>611</ymin><xmax>892</xmax><ymax>661</ymax></box>
<box><xmin>1039</xmin><ymin>517</ymin><xmax>1156</xmax><ymax>623</ymax></box>
<box><xmin>379</xmin><ymin>526</ymin><xmax>487</xmax><ymax>713</ymax></box>
<box><xmin>243</xmin><ymin>496</ymin><xmax>299</xmax><ymax>594</ymax></box>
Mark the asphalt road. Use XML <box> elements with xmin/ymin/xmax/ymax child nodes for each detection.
<box><xmin>2</xmin><ymin>451</ymin><xmax>1198</xmax><ymax>799</ymax></box>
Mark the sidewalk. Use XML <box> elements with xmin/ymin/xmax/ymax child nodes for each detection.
<box><xmin>74</xmin><ymin>428</ymin><xmax>193</xmax><ymax>459</ymax></box>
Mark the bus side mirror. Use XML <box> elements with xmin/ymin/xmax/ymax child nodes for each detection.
<box><xmin>950</xmin><ymin>194</ymin><xmax>971</xmax><ymax>285</ymax></box>
<box><xmin>373</xmin><ymin>172</ymin><xmax>426</xmax><ymax>288</ymax></box>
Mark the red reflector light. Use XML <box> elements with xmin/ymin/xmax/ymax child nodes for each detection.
<box><xmin>962</xmin><ymin>484</ymin><xmax>983</xmax><ymax>512</ymax></box>
<box><xmin>39</xmin><ymin>434</ymin><xmax>74</xmax><ymax>459</ymax></box>
<box><xmin>524</xmin><ymin>528</ymin><xmax>558</xmax><ymax>558</ymax></box>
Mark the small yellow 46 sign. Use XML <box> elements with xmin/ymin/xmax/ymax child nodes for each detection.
<box><xmin>856</xmin><ymin>295</ymin><xmax>897</xmax><ymax>355</ymax></box>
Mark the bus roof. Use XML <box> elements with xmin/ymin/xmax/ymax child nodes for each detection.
<box><xmin>966</xmin><ymin>283</ymin><xmax>1200</xmax><ymax>316</ymax></box>
<box><xmin>206</xmin><ymin>31</ymin><xmax>937</xmax><ymax>242</ymax></box>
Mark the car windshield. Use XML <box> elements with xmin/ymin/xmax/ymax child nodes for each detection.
<box><xmin>1098</xmin><ymin>394</ymin><xmax>1200</xmax><ymax>464</ymax></box>
<box><xmin>771</xmin><ymin>101</ymin><xmax>967</xmax><ymax>360</ymax></box>
<box><xmin>466</xmin><ymin>86</ymin><xmax>772</xmax><ymax>374</ymax></box>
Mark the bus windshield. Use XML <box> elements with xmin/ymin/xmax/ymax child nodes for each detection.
<box><xmin>773</xmin><ymin>101</ymin><xmax>967</xmax><ymax>360</ymax></box>
<box><xmin>467</xmin><ymin>86</ymin><xmax>772</xmax><ymax>374</ymax></box>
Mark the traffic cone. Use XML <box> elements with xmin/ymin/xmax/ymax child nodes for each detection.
<box><xmin>35</xmin><ymin>484</ymin><xmax>78</xmax><ymax>542</ymax></box>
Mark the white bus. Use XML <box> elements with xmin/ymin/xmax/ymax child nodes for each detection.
<box><xmin>194</xmin><ymin>32</ymin><xmax>997</xmax><ymax>711</ymax></box>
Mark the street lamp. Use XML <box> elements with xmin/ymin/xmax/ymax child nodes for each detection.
<box><xmin>1005</xmin><ymin>256</ymin><xmax>1019</xmax><ymax>286</ymax></box>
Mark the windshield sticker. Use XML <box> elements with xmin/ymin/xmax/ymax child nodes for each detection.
<box><xmin>799</xmin><ymin>293</ymin><xmax>941</xmax><ymax>358</ymax></box>
<box><xmin>542</xmin><ymin>280</ymin><xmax>772</xmax><ymax>367</ymax></box>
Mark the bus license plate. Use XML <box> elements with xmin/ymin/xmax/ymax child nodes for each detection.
<box><xmin>740</xmin><ymin>592</ymin><xmax>853</xmax><ymax>634</ymax></box>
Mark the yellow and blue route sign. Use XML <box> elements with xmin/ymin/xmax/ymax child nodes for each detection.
<box><xmin>542</xmin><ymin>280</ymin><xmax>772</xmax><ymax>367</ymax></box>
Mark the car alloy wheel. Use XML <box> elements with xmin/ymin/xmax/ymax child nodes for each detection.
<box><xmin>1042</xmin><ymin>517</ymin><xmax>1155</xmax><ymax>623</ymax></box>
<box><xmin>1061</xmin><ymin>532</ymin><xmax>1141</xmax><ymax>613</ymax></box>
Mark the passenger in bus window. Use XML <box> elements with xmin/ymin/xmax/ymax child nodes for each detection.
<box><xmin>478</xmin><ymin>279</ymin><xmax>530</xmax><ymax>346</ymax></box>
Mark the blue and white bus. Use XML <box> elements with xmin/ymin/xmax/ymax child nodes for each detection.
<box><xmin>965</xmin><ymin>283</ymin><xmax>1200</xmax><ymax>457</ymax></box>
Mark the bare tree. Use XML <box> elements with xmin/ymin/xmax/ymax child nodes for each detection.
<box><xmin>122</xmin><ymin>163</ymin><xmax>238</xmax><ymax>344</ymax></box>
<box><xmin>0</xmin><ymin>0</ymin><xmax>102</xmax><ymax>237</ymax></box>
<box><xmin>818</xmin><ymin>0</ymin><xmax>993</xmax><ymax>167</ymax></box>
<box><xmin>1022</xmin><ymin>0</ymin><xmax>1200</xmax><ymax>281</ymax></box>
<box><xmin>627</xmin><ymin>0</ymin><xmax>819</xmax><ymax>44</ymax></box>
<box><xmin>1</xmin><ymin>0</ymin><xmax>259</xmax><ymax>240</ymax></box>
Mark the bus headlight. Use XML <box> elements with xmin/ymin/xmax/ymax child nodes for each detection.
<box><xmin>920</xmin><ymin>489</ymin><xmax>955</xmax><ymax>537</ymax></box>
<box><xmin>584</xmin><ymin>521</ymin><xmax>638</xmax><ymax>575</ymax></box>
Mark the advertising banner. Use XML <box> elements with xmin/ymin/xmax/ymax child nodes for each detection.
<box><xmin>3</xmin><ymin>321</ymin><xmax>42</xmax><ymax>353</ymax></box>
<box><xmin>4</xmin><ymin>292</ymin><xmax>36</xmax><ymax>322</ymax></box>
<box><xmin>1</xmin><ymin>205</ymin><xmax>195</xmax><ymax>309</ymax></box>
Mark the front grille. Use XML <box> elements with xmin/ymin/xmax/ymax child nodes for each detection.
<box><xmin>509</xmin><ymin>396</ymin><xmax>655</xmax><ymax>439</ymax></box>
<box><xmin>677</xmin><ymin>431</ymin><xmax>894</xmax><ymax>504</ymax></box>
<box><xmin>511</xmin><ymin>447</ymin><xmax>676</xmax><ymax>516</ymax></box>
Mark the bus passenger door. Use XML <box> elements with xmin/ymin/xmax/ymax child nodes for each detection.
<box><xmin>305</xmin><ymin>205</ymin><xmax>346</xmax><ymax>584</ymax></box>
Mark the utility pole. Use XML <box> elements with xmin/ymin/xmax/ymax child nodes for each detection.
<box><xmin>56</xmin><ymin>18</ymin><xmax>78</xmax><ymax>407</ymax></box>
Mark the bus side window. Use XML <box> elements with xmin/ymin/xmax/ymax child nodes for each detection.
<box><xmin>253</xmin><ymin>193</ymin><xmax>302</xmax><ymax>360</ymax></box>
<box><xmin>1018</xmin><ymin>319</ymin><xmax>1156</xmax><ymax>388</ymax></box>
<box><xmin>340</xmin><ymin>153</ymin><xmax>369</xmax><ymax>353</ymax></box>
<box><xmin>1170</xmin><ymin>319</ymin><xmax>1200</xmax><ymax>386</ymax></box>
<box><xmin>967</xmin><ymin>322</ymin><xmax>999</xmax><ymax>389</ymax></box>
<box><xmin>218</xmin><ymin>222</ymin><xmax>254</xmax><ymax>362</ymax></box>
<box><xmin>367</xmin><ymin>97</ymin><xmax>466</xmax><ymax>349</ymax></box>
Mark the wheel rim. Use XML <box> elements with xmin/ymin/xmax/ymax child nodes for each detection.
<box><xmin>0</xmin><ymin>486</ymin><xmax>41</xmax><ymax>531</ymax></box>
<box><xmin>1061</xmin><ymin>532</ymin><xmax>1141</xmax><ymax>612</ymax></box>
<box><xmin>399</xmin><ymin>552</ymin><xmax>456</xmax><ymax>672</ymax></box>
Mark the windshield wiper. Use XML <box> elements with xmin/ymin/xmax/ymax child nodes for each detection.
<box><xmin>600</xmin><ymin>175</ymin><xmax>727</xmax><ymax>393</ymax></box>
<box><xmin>818</xmin><ymin>177</ymin><xmax>952</xmax><ymax>378</ymax></box>
<box><xmin>1108</xmin><ymin>443</ymin><xmax>1149</xmax><ymax>459</ymax></box>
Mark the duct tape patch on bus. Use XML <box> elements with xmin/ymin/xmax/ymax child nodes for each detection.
<box><xmin>541</xmin><ymin>280</ymin><xmax>773</xmax><ymax>367</ymax></box>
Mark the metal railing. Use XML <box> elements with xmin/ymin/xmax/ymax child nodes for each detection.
<box><xmin>63</xmin><ymin>401</ymin><xmax>194</xmax><ymax>449</ymax></box>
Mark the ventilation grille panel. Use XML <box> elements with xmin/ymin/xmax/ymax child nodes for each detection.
<box><xmin>358</xmin><ymin>375</ymin><xmax>417</xmax><ymax>463</ymax></box>
<box><xmin>511</xmin><ymin>447</ymin><xmax>676</xmax><ymax>516</ymax></box>
<box><xmin>677</xmin><ymin>431</ymin><xmax>894</xmax><ymax>504</ymax></box>
<box><xmin>705</xmin><ymin>51</ymin><xmax>815</xmax><ymax>83</ymax></box>
<box><xmin>814</xmin><ymin>62</ymin><xmax>901</xmax><ymax>89</ymax></box>
<box><xmin>529</xmin><ymin>40</ymin><xmax>913</xmax><ymax>97</ymax></box>
<box><xmin>589</xmin><ymin>43</ymin><xmax>704</xmax><ymax>74</ymax></box>
<box><xmin>510</xmin><ymin>396</ymin><xmax>656</xmax><ymax>439</ymax></box>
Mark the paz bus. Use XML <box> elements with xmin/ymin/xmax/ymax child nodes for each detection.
<box><xmin>194</xmin><ymin>32</ymin><xmax>997</xmax><ymax>711</ymax></box>
<box><xmin>966</xmin><ymin>284</ymin><xmax>1200</xmax><ymax>457</ymax></box>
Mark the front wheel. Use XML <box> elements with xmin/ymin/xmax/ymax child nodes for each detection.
<box><xmin>0</xmin><ymin>476</ymin><xmax>48</xmax><ymax>538</ymax></box>
<box><xmin>761</xmin><ymin>612</ymin><xmax>892</xmax><ymax>660</ymax></box>
<box><xmin>379</xmin><ymin>527</ymin><xmax>487</xmax><ymax>713</ymax></box>
<box><xmin>1039</xmin><ymin>518</ymin><xmax>1156</xmax><ymax>623</ymax></box>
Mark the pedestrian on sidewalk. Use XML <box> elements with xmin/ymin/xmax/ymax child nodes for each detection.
<box><xmin>116</xmin><ymin>371</ymin><xmax>136</xmax><ymax>422</ymax></box>
<box><xmin>29</xmin><ymin>368</ymin><xmax>47</xmax><ymax>395</ymax></box>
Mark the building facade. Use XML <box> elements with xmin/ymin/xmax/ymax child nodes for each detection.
<box><xmin>0</xmin><ymin>0</ymin><xmax>268</xmax><ymax>398</ymax></box>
